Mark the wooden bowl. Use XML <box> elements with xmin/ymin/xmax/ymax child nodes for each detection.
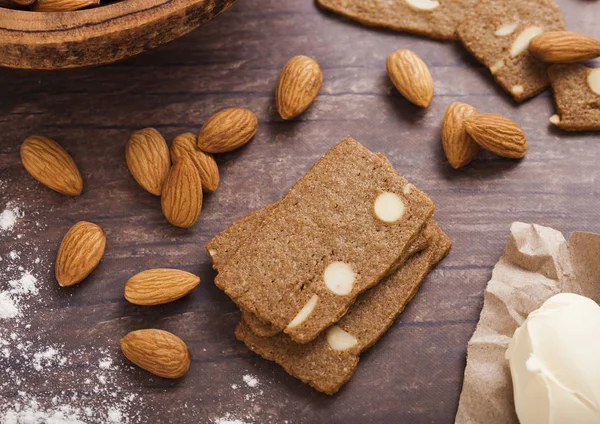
<box><xmin>0</xmin><ymin>0</ymin><xmax>237</xmax><ymax>70</ymax></box>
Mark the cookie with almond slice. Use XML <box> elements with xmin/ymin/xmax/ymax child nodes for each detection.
<box><xmin>547</xmin><ymin>64</ymin><xmax>600</xmax><ymax>132</ymax></box>
<box><xmin>236</xmin><ymin>222</ymin><xmax>451</xmax><ymax>395</ymax></box>
<box><xmin>214</xmin><ymin>138</ymin><xmax>435</xmax><ymax>344</ymax></box>
<box><xmin>457</xmin><ymin>0</ymin><xmax>566</xmax><ymax>102</ymax></box>
<box><xmin>317</xmin><ymin>0</ymin><xmax>480</xmax><ymax>40</ymax></box>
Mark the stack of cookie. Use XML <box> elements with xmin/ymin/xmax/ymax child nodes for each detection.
<box><xmin>207</xmin><ymin>138</ymin><xmax>451</xmax><ymax>394</ymax></box>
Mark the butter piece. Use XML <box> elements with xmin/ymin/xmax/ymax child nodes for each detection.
<box><xmin>506</xmin><ymin>293</ymin><xmax>600</xmax><ymax>424</ymax></box>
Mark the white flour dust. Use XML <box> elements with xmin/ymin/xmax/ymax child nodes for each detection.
<box><xmin>0</xmin><ymin>194</ymin><xmax>141</xmax><ymax>423</ymax></box>
<box><xmin>0</xmin><ymin>202</ymin><xmax>22</xmax><ymax>233</ymax></box>
<box><xmin>212</xmin><ymin>374</ymin><xmax>266</xmax><ymax>424</ymax></box>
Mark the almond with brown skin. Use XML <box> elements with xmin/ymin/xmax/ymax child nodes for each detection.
<box><xmin>126</xmin><ymin>128</ymin><xmax>171</xmax><ymax>196</ymax></box>
<box><xmin>124</xmin><ymin>268</ymin><xmax>200</xmax><ymax>306</ymax></box>
<box><xmin>529</xmin><ymin>31</ymin><xmax>600</xmax><ymax>63</ymax></box>
<box><xmin>161</xmin><ymin>156</ymin><xmax>202</xmax><ymax>228</ymax></box>
<box><xmin>464</xmin><ymin>113</ymin><xmax>527</xmax><ymax>159</ymax></box>
<box><xmin>170</xmin><ymin>133</ymin><xmax>219</xmax><ymax>193</ymax></box>
<box><xmin>276</xmin><ymin>55</ymin><xmax>323</xmax><ymax>120</ymax></box>
<box><xmin>56</xmin><ymin>221</ymin><xmax>106</xmax><ymax>287</ymax></box>
<box><xmin>30</xmin><ymin>0</ymin><xmax>99</xmax><ymax>10</ymax></box>
<box><xmin>442</xmin><ymin>102</ymin><xmax>480</xmax><ymax>169</ymax></box>
<box><xmin>120</xmin><ymin>329</ymin><xmax>190</xmax><ymax>378</ymax></box>
<box><xmin>386</xmin><ymin>49</ymin><xmax>434</xmax><ymax>108</ymax></box>
<box><xmin>20</xmin><ymin>135</ymin><xmax>83</xmax><ymax>196</ymax></box>
<box><xmin>197</xmin><ymin>108</ymin><xmax>258</xmax><ymax>154</ymax></box>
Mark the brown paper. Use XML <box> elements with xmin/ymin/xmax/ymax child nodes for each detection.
<box><xmin>455</xmin><ymin>222</ymin><xmax>600</xmax><ymax>424</ymax></box>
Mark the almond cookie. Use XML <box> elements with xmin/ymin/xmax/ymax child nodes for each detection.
<box><xmin>209</xmin><ymin>206</ymin><xmax>430</xmax><ymax>337</ymax></box>
<box><xmin>457</xmin><ymin>0</ymin><xmax>566</xmax><ymax>102</ymax></box>
<box><xmin>317</xmin><ymin>0</ymin><xmax>480</xmax><ymax>40</ymax></box>
<box><xmin>214</xmin><ymin>138</ymin><xmax>435</xmax><ymax>344</ymax></box>
<box><xmin>236</xmin><ymin>222</ymin><xmax>451</xmax><ymax>394</ymax></box>
<box><xmin>548</xmin><ymin>64</ymin><xmax>600</xmax><ymax>132</ymax></box>
<box><xmin>208</xmin><ymin>169</ymin><xmax>431</xmax><ymax>339</ymax></box>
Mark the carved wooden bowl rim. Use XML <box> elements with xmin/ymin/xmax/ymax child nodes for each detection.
<box><xmin>0</xmin><ymin>0</ymin><xmax>237</xmax><ymax>69</ymax></box>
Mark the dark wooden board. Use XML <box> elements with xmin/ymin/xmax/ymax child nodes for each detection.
<box><xmin>0</xmin><ymin>0</ymin><xmax>599</xmax><ymax>422</ymax></box>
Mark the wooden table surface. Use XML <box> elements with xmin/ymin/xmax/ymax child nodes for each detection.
<box><xmin>1</xmin><ymin>1</ymin><xmax>599</xmax><ymax>422</ymax></box>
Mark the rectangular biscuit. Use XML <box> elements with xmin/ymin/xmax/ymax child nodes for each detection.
<box><xmin>207</xmin><ymin>152</ymin><xmax>428</xmax><ymax>338</ymax></box>
<box><xmin>317</xmin><ymin>0</ymin><xmax>480</xmax><ymax>41</ymax></box>
<box><xmin>214</xmin><ymin>138</ymin><xmax>435</xmax><ymax>343</ymax></box>
<box><xmin>457</xmin><ymin>0</ymin><xmax>566</xmax><ymax>102</ymax></box>
<box><xmin>207</xmin><ymin>153</ymin><xmax>401</xmax><ymax>272</ymax></box>
<box><xmin>208</xmin><ymin>202</ymin><xmax>431</xmax><ymax>337</ymax></box>
<box><xmin>548</xmin><ymin>64</ymin><xmax>600</xmax><ymax>132</ymax></box>
<box><xmin>235</xmin><ymin>222</ymin><xmax>452</xmax><ymax>395</ymax></box>
<box><xmin>241</xmin><ymin>226</ymin><xmax>430</xmax><ymax>337</ymax></box>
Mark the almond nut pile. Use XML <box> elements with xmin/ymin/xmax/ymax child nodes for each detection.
<box><xmin>17</xmin><ymin>109</ymin><xmax>259</xmax><ymax>378</ymax></box>
<box><xmin>125</xmin><ymin>107</ymin><xmax>257</xmax><ymax>229</ymax></box>
<box><xmin>16</xmin><ymin>56</ymin><xmax>326</xmax><ymax>378</ymax></box>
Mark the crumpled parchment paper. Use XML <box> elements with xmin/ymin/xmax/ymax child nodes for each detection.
<box><xmin>455</xmin><ymin>222</ymin><xmax>600</xmax><ymax>424</ymax></box>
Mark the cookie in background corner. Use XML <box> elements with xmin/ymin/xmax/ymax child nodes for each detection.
<box><xmin>548</xmin><ymin>64</ymin><xmax>600</xmax><ymax>132</ymax></box>
<box><xmin>457</xmin><ymin>0</ymin><xmax>566</xmax><ymax>103</ymax></box>
<box><xmin>317</xmin><ymin>0</ymin><xmax>480</xmax><ymax>40</ymax></box>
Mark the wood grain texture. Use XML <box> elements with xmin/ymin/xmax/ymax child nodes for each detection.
<box><xmin>0</xmin><ymin>0</ymin><xmax>599</xmax><ymax>422</ymax></box>
<box><xmin>0</xmin><ymin>0</ymin><xmax>238</xmax><ymax>69</ymax></box>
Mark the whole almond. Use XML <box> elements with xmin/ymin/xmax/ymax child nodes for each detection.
<box><xmin>170</xmin><ymin>133</ymin><xmax>219</xmax><ymax>193</ymax></box>
<box><xmin>20</xmin><ymin>135</ymin><xmax>83</xmax><ymax>196</ymax></box>
<box><xmin>529</xmin><ymin>31</ymin><xmax>600</xmax><ymax>63</ymax></box>
<box><xmin>464</xmin><ymin>113</ymin><xmax>527</xmax><ymax>159</ymax></box>
<box><xmin>386</xmin><ymin>49</ymin><xmax>434</xmax><ymax>108</ymax></box>
<box><xmin>197</xmin><ymin>108</ymin><xmax>258</xmax><ymax>154</ymax></box>
<box><xmin>161</xmin><ymin>156</ymin><xmax>202</xmax><ymax>228</ymax></box>
<box><xmin>30</xmin><ymin>0</ymin><xmax>99</xmax><ymax>10</ymax></box>
<box><xmin>120</xmin><ymin>329</ymin><xmax>190</xmax><ymax>378</ymax></box>
<box><xmin>56</xmin><ymin>221</ymin><xmax>106</xmax><ymax>287</ymax></box>
<box><xmin>276</xmin><ymin>55</ymin><xmax>323</xmax><ymax>120</ymax></box>
<box><xmin>442</xmin><ymin>102</ymin><xmax>480</xmax><ymax>169</ymax></box>
<box><xmin>124</xmin><ymin>268</ymin><xmax>200</xmax><ymax>306</ymax></box>
<box><xmin>13</xmin><ymin>0</ymin><xmax>36</xmax><ymax>6</ymax></box>
<box><xmin>126</xmin><ymin>128</ymin><xmax>171</xmax><ymax>196</ymax></box>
